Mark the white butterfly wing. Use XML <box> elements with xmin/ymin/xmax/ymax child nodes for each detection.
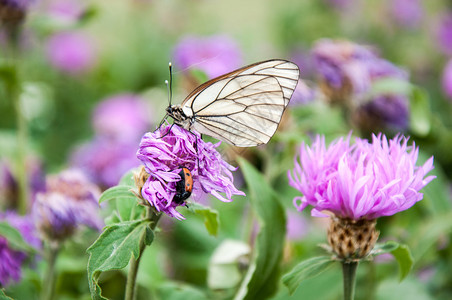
<box><xmin>181</xmin><ymin>60</ymin><xmax>300</xmax><ymax>147</ymax></box>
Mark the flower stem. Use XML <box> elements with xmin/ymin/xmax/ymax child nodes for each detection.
<box><xmin>342</xmin><ymin>261</ymin><xmax>358</xmax><ymax>300</ymax></box>
<box><xmin>42</xmin><ymin>242</ymin><xmax>60</xmax><ymax>300</ymax></box>
<box><xmin>125</xmin><ymin>208</ymin><xmax>161</xmax><ymax>300</ymax></box>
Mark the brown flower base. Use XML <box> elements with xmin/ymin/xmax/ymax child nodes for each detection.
<box><xmin>327</xmin><ymin>216</ymin><xmax>379</xmax><ymax>261</ymax></box>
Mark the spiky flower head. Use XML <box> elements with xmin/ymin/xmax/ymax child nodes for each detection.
<box><xmin>136</xmin><ymin>124</ymin><xmax>245</xmax><ymax>219</ymax></box>
<box><xmin>33</xmin><ymin>169</ymin><xmax>103</xmax><ymax>242</ymax></box>
<box><xmin>288</xmin><ymin>133</ymin><xmax>435</xmax><ymax>259</ymax></box>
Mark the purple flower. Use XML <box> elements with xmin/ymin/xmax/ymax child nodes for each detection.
<box><xmin>288</xmin><ymin>133</ymin><xmax>435</xmax><ymax>220</ymax></box>
<box><xmin>33</xmin><ymin>169</ymin><xmax>103</xmax><ymax>241</ymax></box>
<box><xmin>92</xmin><ymin>93</ymin><xmax>152</xmax><ymax>142</ymax></box>
<box><xmin>442</xmin><ymin>59</ymin><xmax>452</xmax><ymax>99</ymax></box>
<box><xmin>312</xmin><ymin>39</ymin><xmax>408</xmax><ymax>96</ymax></box>
<box><xmin>173</xmin><ymin>35</ymin><xmax>242</xmax><ymax>79</ymax></box>
<box><xmin>137</xmin><ymin>124</ymin><xmax>245</xmax><ymax>219</ymax></box>
<box><xmin>0</xmin><ymin>158</ymin><xmax>45</xmax><ymax>209</ymax></box>
<box><xmin>390</xmin><ymin>0</ymin><xmax>423</xmax><ymax>29</ymax></box>
<box><xmin>436</xmin><ymin>12</ymin><xmax>452</xmax><ymax>56</ymax></box>
<box><xmin>352</xmin><ymin>94</ymin><xmax>410</xmax><ymax>134</ymax></box>
<box><xmin>0</xmin><ymin>211</ymin><xmax>41</xmax><ymax>287</ymax></box>
<box><xmin>46</xmin><ymin>30</ymin><xmax>96</xmax><ymax>75</ymax></box>
<box><xmin>71</xmin><ymin>137</ymin><xmax>140</xmax><ymax>188</ymax></box>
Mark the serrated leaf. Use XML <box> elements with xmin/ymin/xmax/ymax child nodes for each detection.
<box><xmin>98</xmin><ymin>186</ymin><xmax>136</xmax><ymax>204</ymax></box>
<box><xmin>371</xmin><ymin>241</ymin><xmax>413</xmax><ymax>281</ymax></box>
<box><xmin>234</xmin><ymin>158</ymin><xmax>286</xmax><ymax>300</ymax></box>
<box><xmin>282</xmin><ymin>256</ymin><xmax>335</xmax><ymax>295</ymax></box>
<box><xmin>87</xmin><ymin>220</ymin><xmax>151</xmax><ymax>300</ymax></box>
<box><xmin>0</xmin><ymin>222</ymin><xmax>37</xmax><ymax>254</ymax></box>
<box><xmin>191</xmin><ymin>203</ymin><xmax>220</xmax><ymax>236</ymax></box>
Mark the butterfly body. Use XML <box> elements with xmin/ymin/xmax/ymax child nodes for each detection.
<box><xmin>167</xmin><ymin>59</ymin><xmax>300</xmax><ymax>147</ymax></box>
<box><xmin>173</xmin><ymin>167</ymin><xmax>193</xmax><ymax>204</ymax></box>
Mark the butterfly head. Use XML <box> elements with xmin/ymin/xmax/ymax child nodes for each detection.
<box><xmin>166</xmin><ymin>105</ymin><xmax>193</xmax><ymax>129</ymax></box>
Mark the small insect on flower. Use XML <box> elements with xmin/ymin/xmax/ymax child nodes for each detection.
<box><xmin>163</xmin><ymin>59</ymin><xmax>300</xmax><ymax>147</ymax></box>
<box><xmin>173</xmin><ymin>167</ymin><xmax>193</xmax><ymax>204</ymax></box>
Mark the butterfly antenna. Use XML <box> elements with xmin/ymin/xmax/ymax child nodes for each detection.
<box><xmin>168</xmin><ymin>62</ymin><xmax>173</xmax><ymax>106</ymax></box>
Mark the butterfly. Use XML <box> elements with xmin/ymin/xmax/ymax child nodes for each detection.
<box><xmin>164</xmin><ymin>59</ymin><xmax>300</xmax><ymax>147</ymax></box>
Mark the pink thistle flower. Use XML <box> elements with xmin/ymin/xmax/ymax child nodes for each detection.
<box><xmin>288</xmin><ymin>133</ymin><xmax>435</xmax><ymax>220</ymax></box>
<box><xmin>137</xmin><ymin>124</ymin><xmax>245</xmax><ymax>219</ymax></box>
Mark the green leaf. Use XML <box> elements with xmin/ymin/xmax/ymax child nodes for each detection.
<box><xmin>371</xmin><ymin>241</ymin><xmax>413</xmax><ymax>281</ymax></box>
<box><xmin>391</xmin><ymin>244</ymin><xmax>413</xmax><ymax>281</ymax></box>
<box><xmin>282</xmin><ymin>256</ymin><xmax>336</xmax><ymax>295</ymax></box>
<box><xmin>190</xmin><ymin>203</ymin><xmax>220</xmax><ymax>236</ymax></box>
<box><xmin>0</xmin><ymin>289</ymin><xmax>13</xmax><ymax>300</ymax></box>
<box><xmin>119</xmin><ymin>169</ymin><xmax>137</xmax><ymax>187</ymax></box>
<box><xmin>156</xmin><ymin>282</ymin><xmax>209</xmax><ymax>300</ymax></box>
<box><xmin>371</xmin><ymin>241</ymin><xmax>399</xmax><ymax>255</ymax></box>
<box><xmin>87</xmin><ymin>220</ymin><xmax>152</xmax><ymax>300</ymax></box>
<box><xmin>409</xmin><ymin>86</ymin><xmax>431</xmax><ymax>137</ymax></box>
<box><xmin>0</xmin><ymin>222</ymin><xmax>37</xmax><ymax>254</ymax></box>
<box><xmin>234</xmin><ymin>158</ymin><xmax>286</xmax><ymax>300</ymax></box>
<box><xmin>98</xmin><ymin>186</ymin><xmax>136</xmax><ymax>204</ymax></box>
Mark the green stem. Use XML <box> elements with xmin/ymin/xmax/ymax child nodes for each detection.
<box><xmin>342</xmin><ymin>261</ymin><xmax>358</xmax><ymax>300</ymax></box>
<box><xmin>42</xmin><ymin>242</ymin><xmax>60</xmax><ymax>300</ymax></box>
<box><xmin>125</xmin><ymin>208</ymin><xmax>161</xmax><ymax>300</ymax></box>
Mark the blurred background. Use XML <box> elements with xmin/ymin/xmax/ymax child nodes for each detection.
<box><xmin>1</xmin><ymin>0</ymin><xmax>452</xmax><ymax>299</ymax></box>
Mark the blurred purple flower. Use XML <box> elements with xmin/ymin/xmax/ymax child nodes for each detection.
<box><xmin>390</xmin><ymin>0</ymin><xmax>423</xmax><ymax>29</ymax></box>
<box><xmin>0</xmin><ymin>158</ymin><xmax>45</xmax><ymax>209</ymax></box>
<box><xmin>312</xmin><ymin>39</ymin><xmax>408</xmax><ymax>96</ymax></box>
<box><xmin>173</xmin><ymin>35</ymin><xmax>242</xmax><ymax>79</ymax></box>
<box><xmin>289</xmin><ymin>80</ymin><xmax>317</xmax><ymax>106</ymax></box>
<box><xmin>0</xmin><ymin>211</ymin><xmax>41</xmax><ymax>287</ymax></box>
<box><xmin>352</xmin><ymin>94</ymin><xmax>410</xmax><ymax>134</ymax></box>
<box><xmin>288</xmin><ymin>133</ymin><xmax>435</xmax><ymax>220</ymax></box>
<box><xmin>436</xmin><ymin>12</ymin><xmax>452</xmax><ymax>56</ymax></box>
<box><xmin>71</xmin><ymin>137</ymin><xmax>140</xmax><ymax>188</ymax></box>
<box><xmin>46</xmin><ymin>30</ymin><xmax>96</xmax><ymax>75</ymax></box>
<box><xmin>290</xmin><ymin>49</ymin><xmax>314</xmax><ymax>78</ymax></box>
<box><xmin>442</xmin><ymin>59</ymin><xmax>452</xmax><ymax>99</ymax></box>
<box><xmin>137</xmin><ymin>124</ymin><xmax>245</xmax><ymax>219</ymax></box>
<box><xmin>33</xmin><ymin>169</ymin><xmax>103</xmax><ymax>241</ymax></box>
<box><xmin>93</xmin><ymin>93</ymin><xmax>152</xmax><ymax>142</ymax></box>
